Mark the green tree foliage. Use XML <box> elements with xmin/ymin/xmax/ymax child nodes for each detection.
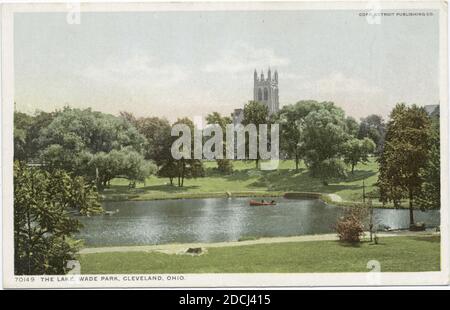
<box><xmin>276</xmin><ymin>101</ymin><xmax>322</xmax><ymax>171</ymax></box>
<box><xmin>14</xmin><ymin>112</ymin><xmax>33</xmax><ymax>161</ymax></box>
<box><xmin>342</xmin><ymin>137</ymin><xmax>375</xmax><ymax>174</ymax></box>
<box><xmin>90</xmin><ymin>148</ymin><xmax>156</xmax><ymax>189</ymax></box>
<box><xmin>417</xmin><ymin>113</ymin><xmax>440</xmax><ymax>209</ymax></box>
<box><xmin>311</xmin><ymin>158</ymin><xmax>348</xmax><ymax>186</ymax></box>
<box><xmin>377</xmin><ymin>104</ymin><xmax>431</xmax><ymax>225</ymax></box>
<box><xmin>120</xmin><ymin>112</ymin><xmax>178</xmax><ymax>184</ymax></box>
<box><xmin>216</xmin><ymin>159</ymin><xmax>233</xmax><ymax>174</ymax></box>
<box><xmin>358</xmin><ymin>114</ymin><xmax>386</xmax><ymax>154</ymax></box>
<box><xmin>158</xmin><ymin>117</ymin><xmax>204</xmax><ymax>186</ymax></box>
<box><xmin>26</xmin><ymin>107</ymin><xmax>155</xmax><ymax>187</ymax></box>
<box><xmin>206</xmin><ymin>111</ymin><xmax>232</xmax><ymax>131</ymax></box>
<box><xmin>157</xmin><ymin>160</ymin><xmax>178</xmax><ymax>185</ymax></box>
<box><xmin>301</xmin><ymin>102</ymin><xmax>349</xmax><ymax>182</ymax></box>
<box><xmin>14</xmin><ymin>161</ymin><xmax>102</xmax><ymax>275</ymax></box>
<box><xmin>345</xmin><ymin>116</ymin><xmax>360</xmax><ymax>137</ymax></box>
<box><xmin>14</xmin><ymin>111</ymin><xmax>55</xmax><ymax>161</ymax></box>
<box><xmin>121</xmin><ymin>112</ymin><xmax>173</xmax><ymax>164</ymax></box>
<box><xmin>206</xmin><ymin>112</ymin><xmax>233</xmax><ymax>174</ymax></box>
<box><xmin>44</xmin><ymin>107</ymin><xmax>144</xmax><ymax>152</ymax></box>
<box><xmin>242</xmin><ymin>101</ymin><xmax>270</xmax><ymax>168</ymax></box>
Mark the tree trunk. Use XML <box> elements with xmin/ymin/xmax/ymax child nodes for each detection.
<box><xmin>180</xmin><ymin>161</ymin><xmax>185</xmax><ymax>187</ymax></box>
<box><xmin>409</xmin><ymin>189</ymin><xmax>415</xmax><ymax>226</ymax></box>
<box><xmin>295</xmin><ymin>154</ymin><xmax>299</xmax><ymax>172</ymax></box>
<box><xmin>351</xmin><ymin>163</ymin><xmax>355</xmax><ymax>174</ymax></box>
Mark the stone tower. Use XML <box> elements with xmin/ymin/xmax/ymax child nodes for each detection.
<box><xmin>253</xmin><ymin>68</ymin><xmax>279</xmax><ymax>115</ymax></box>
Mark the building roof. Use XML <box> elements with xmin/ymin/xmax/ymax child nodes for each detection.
<box><xmin>424</xmin><ymin>104</ymin><xmax>439</xmax><ymax>116</ymax></box>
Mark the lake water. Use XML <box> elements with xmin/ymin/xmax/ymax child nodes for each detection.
<box><xmin>77</xmin><ymin>197</ymin><xmax>440</xmax><ymax>246</ymax></box>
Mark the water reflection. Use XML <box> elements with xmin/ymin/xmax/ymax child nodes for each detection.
<box><xmin>76</xmin><ymin>198</ymin><xmax>440</xmax><ymax>246</ymax></box>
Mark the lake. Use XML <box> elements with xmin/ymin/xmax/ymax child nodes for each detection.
<box><xmin>77</xmin><ymin>197</ymin><xmax>440</xmax><ymax>246</ymax></box>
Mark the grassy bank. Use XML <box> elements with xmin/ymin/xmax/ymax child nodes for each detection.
<box><xmin>79</xmin><ymin>235</ymin><xmax>440</xmax><ymax>274</ymax></box>
<box><xmin>101</xmin><ymin>159</ymin><xmax>381</xmax><ymax>205</ymax></box>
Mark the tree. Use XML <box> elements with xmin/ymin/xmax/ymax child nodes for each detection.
<box><xmin>377</xmin><ymin>104</ymin><xmax>431</xmax><ymax>226</ymax></box>
<box><xmin>14</xmin><ymin>161</ymin><xmax>102</xmax><ymax>275</ymax></box>
<box><xmin>14</xmin><ymin>110</ymin><xmax>55</xmax><ymax>162</ymax></box>
<box><xmin>311</xmin><ymin>158</ymin><xmax>347</xmax><ymax>185</ymax></box>
<box><xmin>206</xmin><ymin>112</ymin><xmax>233</xmax><ymax>173</ymax></box>
<box><xmin>37</xmin><ymin>107</ymin><xmax>147</xmax><ymax>181</ymax></box>
<box><xmin>157</xmin><ymin>160</ymin><xmax>178</xmax><ymax>185</ymax></box>
<box><xmin>358</xmin><ymin>114</ymin><xmax>386</xmax><ymax>154</ymax></box>
<box><xmin>417</xmin><ymin>112</ymin><xmax>440</xmax><ymax>209</ymax></box>
<box><xmin>345</xmin><ymin>116</ymin><xmax>360</xmax><ymax>137</ymax></box>
<box><xmin>121</xmin><ymin>148</ymin><xmax>157</xmax><ymax>187</ymax></box>
<box><xmin>14</xmin><ymin>111</ymin><xmax>34</xmax><ymax>161</ymax></box>
<box><xmin>342</xmin><ymin>137</ymin><xmax>375</xmax><ymax>174</ymax></box>
<box><xmin>90</xmin><ymin>148</ymin><xmax>156</xmax><ymax>189</ymax></box>
<box><xmin>168</xmin><ymin>117</ymin><xmax>205</xmax><ymax>187</ymax></box>
<box><xmin>242</xmin><ymin>101</ymin><xmax>270</xmax><ymax>168</ymax></box>
<box><xmin>276</xmin><ymin>101</ymin><xmax>322</xmax><ymax>171</ymax></box>
<box><xmin>121</xmin><ymin>113</ymin><xmax>184</xmax><ymax>184</ymax></box>
<box><xmin>301</xmin><ymin>102</ymin><xmax>349</xmax><ymax>180</ymax></box>
<box><xmin>122</xmin><ymin>113</ymin><xmax>173</xmax><ymax>164</ymax></box>
<box><xmin>40</xmin><ymin>107</ymin><xmax>144</xmax><ymax>155</ymax></box>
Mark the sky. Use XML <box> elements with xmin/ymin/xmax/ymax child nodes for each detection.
<box><xmin>14</xmin><ymin>10</ymin><xmax>440</xmax><ymax>122</ymax></box>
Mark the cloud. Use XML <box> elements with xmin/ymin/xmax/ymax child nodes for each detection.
<box><xmin>80</xmin><ymin>50</ymin><xmax>188</xmax><ymax>89</ymax></box>
<box><xmin>312</xmin><ymin>72</ymin><xmax>382</xmax><ymax>96</ymax></box>
<box><xmin>282</xmin><ymin>72</ymin><xmax>389</xmax><ymax>118</ymax></box>
<box><xmin>203</xmin><ymin>42</ymin><xmax>289</xmax><ymax>74</ymax></box>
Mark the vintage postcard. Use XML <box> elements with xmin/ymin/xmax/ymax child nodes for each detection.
<box><xmin>1</xmin><ymin>1</ymin><xmax>449</xmax><ymax>289</ymax></box>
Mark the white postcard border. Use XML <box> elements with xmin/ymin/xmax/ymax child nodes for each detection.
<box><xmin>2</xmin><ymin>0</ymin><xmax>449</xmax><ymax>288</ymax></box>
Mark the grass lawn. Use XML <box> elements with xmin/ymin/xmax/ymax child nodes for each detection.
<box><xmin>79</xmin><ymin>236</ymin><xmax>440</xmax><ymax>274</ymax></box>
<box><xmin>102</xmin><ymin>158</ymin><xmax>380</xmax><ymax>204</ymax></box>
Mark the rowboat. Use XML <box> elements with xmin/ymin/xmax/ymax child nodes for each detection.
<box><xmin>249</xmin><ymin>200</ymin><xmax>276</xmax><ymax>206</ymax></box>
<box><xmin>104</xmin><ymin>209</ymin><xmax>119</xmax><ymax>216</ymax></box>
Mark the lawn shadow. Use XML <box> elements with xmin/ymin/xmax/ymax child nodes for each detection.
<box><xmin>253</xmin><ymin>168</ymin><xmax>370</xmax><ymax>193</ymax></box>
<box><xmin>409</xmin><ymin>235</ymin><xmax>441</xmax><ymax>243</ymax></box>
<box><xmin>103</xmin><ymin>183</ymin><xmax>200</xmax><ymax>194</ymax></box>
<box><xmin>223</xmin><ymin>170</ymin><xmax>254</xmax><ymax>181</ymax></box>
<box><xmin>344</xmin><ymin>169</ymin><xmax>378</xmax><ymax>183</ymax></box>
<box><xmin>140</xmin><ymin>184</ymin><xmax>200</xmax><ymax>193</ymax></box>
<box><xmin>336</xmin><ymin>240</ymin><xmax>363</xmax><ymax>248</ymax></box>
<box><xmin>368</xmin><ymin>242</ymin><xmax>387</xmax><ymax>246</ymax></box>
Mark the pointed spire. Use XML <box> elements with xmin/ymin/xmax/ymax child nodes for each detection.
<box><xmin>274</xmin><ymin>69</ymin><xmax>278</xmax><ymax>82</ymax></box>
<box><xmin>267</xmin><ymin>67</ymin><xmax>271</xmax><ymax>81</ymax></box>
<box><xmin>254</xmin><ymin>69</ymin><xmax>258</xmax><ymax>81</ymax></box>
<box><xmin>260</xmin><ymin>70</ymin><xmax>264</xmax><ymax>80</ymax></box>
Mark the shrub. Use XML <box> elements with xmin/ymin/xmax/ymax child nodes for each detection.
<box><xmin>410</xmin><ymin>222</ymin><xmax>426</xmax><ymax>231</ymax></box>
<box><xmin>334</xmin><ymin>207</ymin><xmax>367</xmax><ymax>243</ymax></box>
<box><xmin>217</xmin><ymin>159</ymin><xmax>233</xmax><ymax>174</ymax></box>
<box><xmin>310</xmin><ymin>158</ymin><xmax>347</xmax><ymax>185</ymax></box>
<box><xmin>14</xmin><ymin>161</ymin><xmax>102</xmax><ymax>275</ymax></box>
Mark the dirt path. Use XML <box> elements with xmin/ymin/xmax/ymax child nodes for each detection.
<box><xmin>79</xmin><ymin>231</ymin><xmax>437</xmax><ymax>255</ymax></box>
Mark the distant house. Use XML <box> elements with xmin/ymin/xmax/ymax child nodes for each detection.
<box><xmin>424</xmin><ymin>104</ymin><xmax>439</xmax><ymax>117</ymax></box>
<box><xmin>232</xmin><ymin>108</ymin><xmax>244</xmax><ymax>126</ymax></box>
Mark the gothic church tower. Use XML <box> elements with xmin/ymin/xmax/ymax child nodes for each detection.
<box><xmin>253</xmin><ymin>68</ymin><xmax>279</xmax><ymax>115</ymax></box>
